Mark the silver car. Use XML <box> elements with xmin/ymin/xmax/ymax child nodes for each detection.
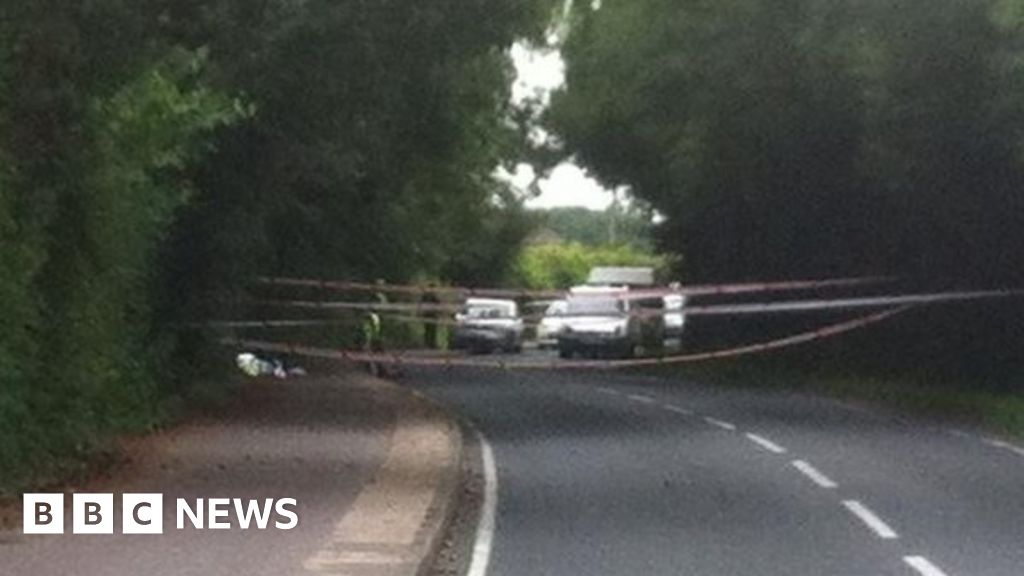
<box><xmin>451</xmin><ymin>298</ymin><xmax>525</xmax><ymax>353</ymax></box>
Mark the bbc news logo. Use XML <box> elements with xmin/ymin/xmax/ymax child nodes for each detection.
<box><xmin>23</xmin><ymin>494</ymin><xmax>298</xmax><ymax>534</ymax></box>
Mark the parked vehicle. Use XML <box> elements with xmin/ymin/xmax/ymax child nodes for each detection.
<box><xmin>535</xmin><ymin>300</ymin><xmax>569</xmax><ymax>349</ymax></box>
<box><xmin>663</xmin><ymin>293</ymin><xmax>687</xmax><ymax>339</ymax></box>
<box><xmin>451</xmin><ymin>298</ymin><xmax>524</xmax><ymax>353</ymax></box>
<box><xmin>557</xmin><ymin>291</ymin><xmax>664</xmax><ymax>359</ymax></box>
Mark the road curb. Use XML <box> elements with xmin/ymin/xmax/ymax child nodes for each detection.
<box><xmin>403</xmin><ymin>385</ymin><xmax>464</xmax><ymax>576</ymax></box>
<box><xmin>302</xmin><ymin>370</ymin><xmax>464</xmax><ymax>576</ymax></box>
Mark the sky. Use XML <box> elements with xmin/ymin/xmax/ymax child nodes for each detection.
<box><xmin>500</xmin><ymin>42</ymin><xmax>618</xmax><ymax>212</ymax></box>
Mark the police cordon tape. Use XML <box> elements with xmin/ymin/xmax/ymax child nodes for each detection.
<box><xmin>223</xmin><ymin>306</ymin><xmax>911</xmax><ymax>370</ymax></box>
<box><xmin>256</xmin><ymin>274</ymin><xmax>894</xmax><ymax>299</ymax></box>
<box><xmin>238</xmin><ymin>287</ymin><xmax>1024</xmax><ymax>328</ymax></box>
<box><xmin>205</xmin><ymin>319</ymin><xmax>360</xmax><ymax>329</ymax></box>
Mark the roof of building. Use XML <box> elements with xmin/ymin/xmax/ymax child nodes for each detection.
<box><xmin>586</xmin><ymin>266</ymin><xmax>655</xmax><ymax>287</ymax></box>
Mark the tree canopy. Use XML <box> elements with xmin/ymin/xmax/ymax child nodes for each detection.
<box><xmin>0</xmin><ymin>0</ymin><xmax>557</xmax><ymax>492</ymax></box>
<box><xmin>548</xmin><ymin>0</ymin><xmax>1024</xmax><ymax>285</ymax></box>
<box><xmin>529</xmin><ymin>205</ymin><xmax>654</xmax><ymax>249</ymax></box>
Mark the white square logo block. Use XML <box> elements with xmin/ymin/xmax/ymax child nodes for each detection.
<box><xmin>72</xmin><ymin>493</ymin><xmax>114</xmax><ymax>534</ymax></box>
<box><xmin>23</xmin><ymin>493</ymin><xmax>64</xmax><ymax>534</ymax></box>
<box><xmin>122</xmin><ymin>493</ymin><xmax>163</xmax><ymax>534</ymax></box>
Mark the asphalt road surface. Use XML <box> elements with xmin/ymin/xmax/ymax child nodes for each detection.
<box><xmin>406</xmin><ymin>360</ymin><xmax>1024</xmax><ymax>576</ymax></box>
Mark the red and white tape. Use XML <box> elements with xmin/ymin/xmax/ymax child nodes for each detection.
<box><xmin>244</xmin><ymin>288</ymin><xmax>1023</xmax><ymax>326</ymax></box>
<box><xmin>256</xmin><ymin>275</ymin><xmax>894</xmax><ymax>299</ymax></box>
<box><xmin>223</xmin><ymin>306</ymin><xmax>910</xmax><ymax>370</ymax></box>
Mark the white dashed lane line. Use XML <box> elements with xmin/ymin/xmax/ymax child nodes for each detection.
<box><xmin>663</xmin><ymin>404</ymin><xmax>693</xmax><ymax>416</ymax></box>
<box><xmin>791</xmin><ymin>460</ymin><xmax>838</xmax><ymax>489</ymax></box>
<box><xmin>904</xmin><ymin>556</ymin><xmax>950</xmax><ymax>576</ymax></box>
<box><xmin>745</xmin><ymin>433</ymin><xmax>787</xmax><ymax>454</ymax></box>
<box><xmin>842</xmin><ymin>500</ymin><xmax>899</xmax><ymax>540</ymax></box>
<box><xmin>704</xmin><ymin>417</ymin><xmax>737</xmax><ymax>431</ymax></box>
<box><xmin>626</xmin><ymin>393</ymin><xmax>657</xmax><ymax>405</ymax></box>
<box><xmin>589</xmin><ymin>386</ymin><xmax>960</xmax><ymax>574</ymax></box>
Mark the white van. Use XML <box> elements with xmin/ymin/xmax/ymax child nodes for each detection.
<box><xmin>557</xmin><ymin>291</ymin><xmax>664</xmax><ymax>359</ymax></box>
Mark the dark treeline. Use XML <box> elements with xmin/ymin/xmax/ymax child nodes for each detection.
<box><xmin>0</xmin><ymin>0</ymin><xmax>555</xmax><ymax>491</ymax></box>
<box><xmin>548</xmin><ymin>0</ymin><xmax>1024</xmax><ymax>381</ymax></box>
<box><xmin>531</xmin><ymin>205</ymin><xmax>654</xmax><ymax>249</ymax></box>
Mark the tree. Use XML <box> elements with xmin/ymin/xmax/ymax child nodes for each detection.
<box><xmin>511</xmin><ymin>243</ymin><xmax>664</xmax><ymax>289</ymax></box>
<box><xmin>0</xmin><ymin>1</ymin><xmax>244</xmax><ymax>490</ymax></box>
<box><xmin>532</xmin><ymin>205</ymin><xmax>654</xmax><ymax>249</ymax></box>
<box><xmin>0</xmin><ymin>0</ymin><xmax>561</xmax><ymax>491</ymax></box>
<box><xmin>546</xmin><ymin>0</ymin><xmax>1024</xmax><ymax>377</ymax></box>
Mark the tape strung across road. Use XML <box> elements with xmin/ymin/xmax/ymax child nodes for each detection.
<box><xmin>223</xmin><ymin>306</ymin><xmax>910</xmax><ymax>370</ymax></box>
<box><xmin>244</xmin><ymin>287</ymin><xmax>1023</xmax><ymax>329</ymax></box>
<box><xmin>257</xmin><ymin>274</ymin><xmax>893</xmax><ymax>299</ymax></box>
<box><xmin>680</xmin><ymin>288</ymin><xmax>1022</xmax><ymax>316</ymax></box>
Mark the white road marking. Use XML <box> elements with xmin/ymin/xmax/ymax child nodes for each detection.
<box><xmin>468</xmin><ymin>432</ymin><xmax>498</xmax><ymax>576</ymax></box>
<box><xmin>596</xmin><ymin>386</ymin><xmax>619</xmax><ymax>395</ymax></box>
<box><xmin>984</xmin><ymin>437</ymin><xmax>1024</xmax><ymax>457</ymax></box>
<box><xmin>704</xmin><ymin>417</ymin><xmax>737</xmax><ymax>431</ymax></box>
<box><xmin>904</xmin><ymin>555</ymin><xmax>950</xmax><ymax>576</ymax></box>
<box><xmin>627</xmin><ymin>394</ymin><xmax>656</xmax><ymax>404</ymax></box>
<box><xmin>842</xmin><ymin>500</ymin><xmax>899</xmax><ymax>539</ymax></box>
<box><xmin>791</xmin><ymin>460</ymin><xmax>838</xmax><ymax>488</ymax></box>
<box><xmin>664</xmin><ymin>404</ymin><xmax>693</xmax><ymax>416</ymax></box>
<box><xmin>983</xmin><ymin>438</ymin><xmax>1010</xmax><ymax>449</ymax></box>
<box><xmin>745</xmin><ymin>433</ymin><xmax>787</xmax><ymax>454</ymax></box>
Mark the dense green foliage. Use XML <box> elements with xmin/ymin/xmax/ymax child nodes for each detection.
<box><xmin>0</xmin><ymin>2</ymin><xmax>246</xmax><ymax>490</ymax></box>
<box><xmin>550</xmin><ymin>0</ymin><xmax>1024</xmax><ymax>283</ymax></box>
<box><xmin>511</xmin><ymin>243</ymin><xmax>663</xmax><ymax>290</ymax></box>
<box><xmin>547</xmin><ymin>0</ymin><xmax>1024</xmax><ymax>379</ymax></box>
<box><xmin>530</xmin><ymin>205</ymin><xmax>653</xmax><ymax>249</ymax></box>
<box><xmin>0</xmin><ymin>0</ymin><xmax>555</xmax><ymax>492</ymax></box>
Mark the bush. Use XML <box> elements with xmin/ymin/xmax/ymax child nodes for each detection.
<box><xmin>510</xmin><ymin>242</ymin><xmax>665</xmax><ymax>290</ymax></box>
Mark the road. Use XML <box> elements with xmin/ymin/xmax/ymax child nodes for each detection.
<box><xmin>406</xmin><ymin>360</ymin><xmax>1024</xmax><ymax>576</ymax></box>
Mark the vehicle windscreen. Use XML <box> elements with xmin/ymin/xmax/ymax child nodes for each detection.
<box><xmin>462</xmin><ymin>305</ymin><xmax>512</xmax><ymax>319</ymax></box>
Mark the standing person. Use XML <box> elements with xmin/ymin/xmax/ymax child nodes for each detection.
<box><xmin>361</xmin><ymin>306</ymin><xmax>383</xmax><ymax>377</ymax></box>
<box><xmin>362</xmin><ymin>279</ymin><xmax>389</xmax><ymax>377</ymax></box>
<box><xmin>421</xmin><ymin>285</ymin><xmax>440</xmax><ymax>349</ymax></box>
<box><xmin>373</xmin><ymin>278</ymin><xmax>389</xmax><ymax>308</ymax></box>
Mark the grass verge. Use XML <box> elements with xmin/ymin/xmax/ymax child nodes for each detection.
<box><xmin>646</xmin><ymin>357</ymin><xmax>1024</xmax><ymax>438</ymax></box>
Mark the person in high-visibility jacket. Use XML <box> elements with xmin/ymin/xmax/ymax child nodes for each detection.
<box><xmin>361</xmin><ymin>308</ymin><xmax>383</xmax><ymax>376</ymax></box>
<box><xmin>362</xmin><ymin>310</ymin><xmax>382</xmax><ymax>349</ymax></box>
<box><xmin>361</xmin><ymin>281</ymin><xmax>388</xmax><ymax>376</ymax></box>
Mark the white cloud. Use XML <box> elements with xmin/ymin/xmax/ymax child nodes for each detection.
<box><xmin>510</xmin><ymin>43</ymin><xmax>565</xmax><ymax>107</ymax></box>
<box><xmin>495</xmin><ymin>162</ymin><xmax>622</xmax><ymax>211</ymax></box>
<box><xmin>528</xmin><ymin>163</ymin><xmax>617</xmax><ymax>210</ymax></box>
